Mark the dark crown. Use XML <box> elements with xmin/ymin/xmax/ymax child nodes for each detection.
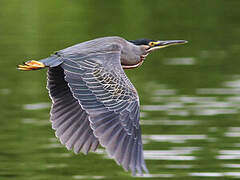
<box><xmin>128</xmin><ymin>39</ymin><xmax>154</xmax><ymax>46</ymax></box>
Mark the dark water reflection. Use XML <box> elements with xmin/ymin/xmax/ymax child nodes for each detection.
<box><xmin>1</xmin><ymin>0</ymin><xmax>240</xmax><ymax>179</ymax></box>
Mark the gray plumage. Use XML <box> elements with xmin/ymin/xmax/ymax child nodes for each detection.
<box><xmin>46</xmin><ymin>37</ymin><xmax>148</xmax><ymax>175</ymax></box>
<box><xmin>19</xmin><ymin>36</ymin><xmax>187</xmax><ymax>176</ymax></box>
<box><xmin>47</xmin><ymin>66</ymin><xmax>99</xmax><ymax>154</ymax></box>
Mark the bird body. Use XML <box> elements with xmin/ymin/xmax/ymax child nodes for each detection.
<box><xmin>18</xmin><ymin>36</ymin><xmax>187</xmax><ymax>176</ymax></box>
<box><xmin>52</xmin><ymin>36</ymin><xmax>147</xmax><ymax>68</ymax></box>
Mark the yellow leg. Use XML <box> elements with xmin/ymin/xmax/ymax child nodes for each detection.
<box><xmin>18</xmin><ymin>60</ymin><xmax>45</xmax><ymax>71</ymax></box>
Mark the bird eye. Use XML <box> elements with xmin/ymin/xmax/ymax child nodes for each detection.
<box><xmin>148</xmin><ymin>42</ymin><xmax>155</xmax><ymax>46</ymax></box>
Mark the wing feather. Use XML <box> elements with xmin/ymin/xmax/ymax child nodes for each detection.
<box><xmin>59</xmin><ymin>111</ymin><xmax>83</xmax><ymax>144</ymax></box>
<box><xmin>60</xmin><ymin>43</ymin><xmax>148</xmax><ymax>175</ymax></box>
<box><xmin>47</xmin><ymin>66</ymin><xmax>99</xmax><ymax>154</ymax></box>
<box><xmin>65</xmin><ymin>113</ymin><xmax>88</xmax><ymax>150</ymax></box>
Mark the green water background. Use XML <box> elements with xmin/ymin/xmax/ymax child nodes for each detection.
<box><xmin>1</xmin><ymin>0</ymin><xmax>240</xmax><ymax>179</ymax></box>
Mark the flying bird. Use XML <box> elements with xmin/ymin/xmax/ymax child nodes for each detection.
<box><xmin>18</xmin><ymin>36</ymin><xmax>187</xmax><ymax>175</ymax></box>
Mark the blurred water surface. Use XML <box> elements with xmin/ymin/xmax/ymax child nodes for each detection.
<box><xmin>1</xmin><ymin>0</ymin><xmax>240</xmax><ymax>179</ymax></box>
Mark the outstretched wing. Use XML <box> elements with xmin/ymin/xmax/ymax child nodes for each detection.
<box><xmin>61</xmin><ymin>44</ymin><xmax>148</xmax><ymax>175</ymax></box>
<box><xmin>47</xmin><ymin>66</ymin><xmax>99</xmax><ymax>154</ymax></box>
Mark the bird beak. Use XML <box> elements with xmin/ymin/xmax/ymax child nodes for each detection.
<box><xmin>147</xmin><ymin>40</ymin><xmax>188</xmax><ymax>52</ymax></box>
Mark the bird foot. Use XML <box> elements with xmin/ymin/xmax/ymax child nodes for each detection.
<box><xmin>18</xmin><ymin>60</ymin><xmax>45</xmax><ymax>71</ymax></box>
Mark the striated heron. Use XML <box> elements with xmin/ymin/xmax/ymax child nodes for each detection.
<box><xmin>18</xmin><ymin>36</ymin><xmax>187</xmax><ymax>176</ymax></box>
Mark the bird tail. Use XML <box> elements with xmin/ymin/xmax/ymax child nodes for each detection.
<box><xmin>18</xmin><ymin>55</ymin><xmax>63</xmax><ymax>71</ymax></box>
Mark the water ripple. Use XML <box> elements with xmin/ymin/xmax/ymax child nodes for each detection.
<box><xmin>143</xmin><ymin>134</ymin><xmax>207</xmax><ymax>143</ymax></box>
<box><xmin>73</xmin><ymin>175</ymin><xmax>105</xmax><ymax>179</ymax></box>
<box><xmin>217</xmin><ymin>155</ymin><xmax>240</xmax><ymax>160</ymax></box>
<box><xmin>189</xmin><ymin>172</ymin><xmax>240</xmax><ymax>178</ymax></box>
<box><xmin>23</xmin><ymin>102</ymin><xmax>51</xmax><ymax>110</ymax></box>
<box><xmin>46</xmin><ymin>163</ymin><xmax>67</xmax><ymax>168</ymax></box>
<box><xmin>141</xmin><ymin>119</ymin><xmax>200</xmax><ymax>126</ymax></box>
<box><xmin>189</xmin><ymin>172</ymin><xmax>223</xmax><ymax>177</ymax></box>
<box><xmin>164</xmin><ymin>57</ymin><xmax>196</xmax><ymax>65</ymax></box>
<box><xmin>196</xmin><ymin>88</ymin><xmax>240</xmax><ymax>95</ymax></box>
<box><xmin>96</xmin><ymin>149</ymin><xmax>197</xmax><ymax>161</ymax></box>
<box><xmin>224</xmin><ymin>127</ymin><xmax>240</xmax><ymax>137</ymax></box>
<box><xmin>0</xmin><ymin>88</ymin><xmax>10</xmax><ymax>95</ymax></box>
<box><xmin>165</xmin><ymin>164</ymin><xmax>194</xmax><ymax>169</ymax></box>
<box><xmin>222</xmin><ymin>164</ymin><xmax>240</xmax><ymax>168</ymax></box>
<box><xmin>136</xmin><ymin>173</ymin><xmax>175</xmax><ymax>178</ymax></box>
<box><xmin>21</xmin><ymin>118</ymin><xmax>50</xmax><ymax>126</ymax></box>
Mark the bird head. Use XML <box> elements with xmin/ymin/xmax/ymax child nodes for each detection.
<box><xmin>129</xmin><ymin>39</ymin><xmax>188</xmax><ymax>52</ymax></box>
<box><xmin>122</xmin><ymin>38</ymin><xmax>187</xmax><ymax>69</ymax></box>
